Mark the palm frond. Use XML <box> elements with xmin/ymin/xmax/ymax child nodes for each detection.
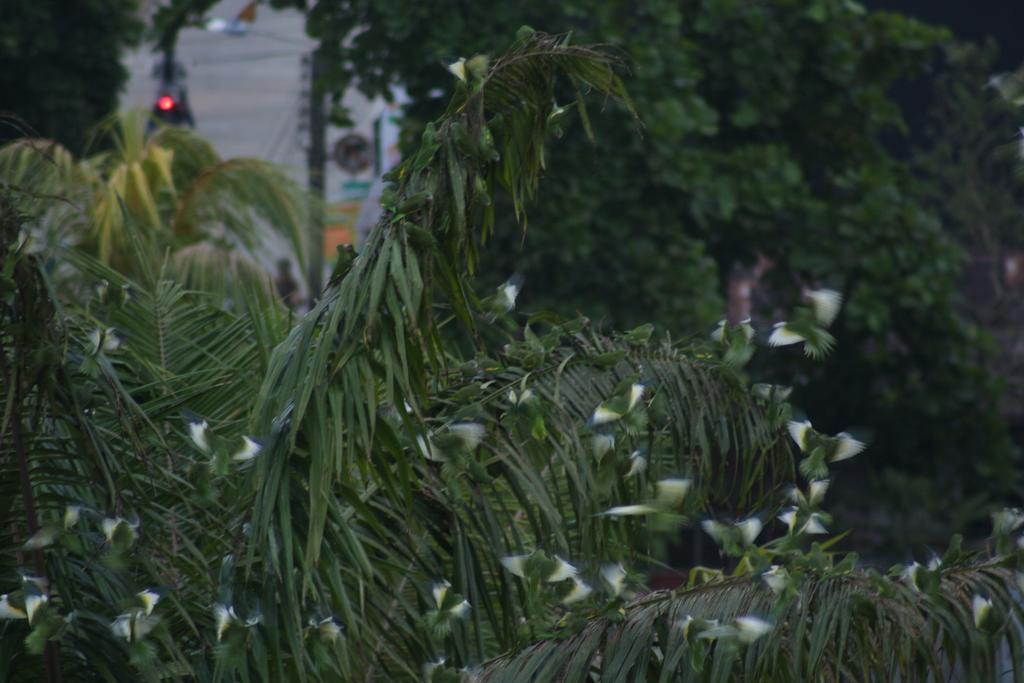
<box><xmin>478</xmin><ymin>562</ymin><xmax>1024</xmax><ymax>682</ymax></box>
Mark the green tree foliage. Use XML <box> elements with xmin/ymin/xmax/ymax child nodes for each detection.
<box><xmin>0</xmin><ymin>0</ymin><xmax>142</xmax><ymax>153</ymax></box>
<box><xmin>2</xmin><ymin>33</ymin><xmax>1024</xmax><ymax>682</ymax></box>
<box><xmin>275</xmin><ymin>0</ymin><xmax>1017</xmax><ymax>549</ymax></box>
<box><xmin>0</xmin><ymin>111</ymin><xmax>312</xmax><ymax>305</ymax></box>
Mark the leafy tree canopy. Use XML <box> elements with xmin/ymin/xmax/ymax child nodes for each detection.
<box><xmin>0</xmin><ymin>0</ymin><xmax>143</xmax><ymax>153</ymax></box>
<box><xmin>238</xmin><ymin>0</ymin><xmax>1017</xmax><ymax>550</ymax></box>
<box><xmin>3</xmin><ymin>31</ymin><xmax>1024</xmax><ymax>682</ymax></box>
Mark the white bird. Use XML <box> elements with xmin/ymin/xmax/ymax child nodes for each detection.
<box><xmin>806</xmin><ymin>289</ymin><xmax>842</xmax><ymax>326</ymax></box>
<box><xmin>416</xmin><ymin>434</ymin><xmax>443</xmax><ymax>462</ymax></box>
<box><xmin>602</xmin><ymin>563</ymin><xmax>627</xmax><ymax>597</ymax></box>
<box><xmin>110</xmin><ymin>613</ymin><xmax>132</xmax><ymax>641</ymax></box>
<box><xmin>787</xmin><ymin>420</ymin><xmax>812</xmax><ymax>452</ymax></box>
<box><xmin>188</xmin><ymin>419</ymin><xmax>210</xmax><ymax>453</ymax></box>
<box><xmin>972</xmin><ymin>594</ymin><xmax>993</xmax><ymax>629</ymax></box>
<box><xmin>449</xmin><ymin>422</ymin><xmax>485</xmax><ymax>450</ymax></box>
<box><xmin>448</xmin><ymin>58</ymin><xmax>467</xmax><ymax>82</ymax></box>
<box><xmin>232</xmin><ymin>436</ymin><xmax>262</xmax><ymax>462</ymax></box>
<box><xmin>547</xmin><ymin>557</ymin><xmax>578</xmax><ymax>582</ymax></box>
<box><xmin>592</xmin><ymin>433</ymin><xmax>615</xmax><ymax>459</ymax></box>
<box><xmin>494</xmin><ymin>276</ymin><xmax>522</xmax><ymax>313</ymax></box>
<box><xmin>590</xmin><ymin>405</ymin><xmax>623</xmax><ymax>426</ymax></box>
<box><xmin>625</xmin><ymin>451</ymin><xmax>647</xmax><ymax>478</ymax></box>
<box><xmin>500</xmin><ymin>555</ymin><xmax>528</xmax><ymax>578</ymax></box>
<box><xmin>318</xmin><ymin>616</ymin><xmax>342</xmax><ymax>641</ymax></box>
<box><xmin>25</xmin><ymin>594</ymin><xmax>47</xmax><ymax>624</ymax></box>
<box><xmin>799</xmin><ymin>513</ymin><xmax>828</xmax><ymax>535</ymax></box>
<box><xmin>101</xmin><ymin>517</ymin><xmax>137</xmax><ymax>544</ymax></box>
<box><xmin>432</xmin><ymin>581</ymin><xmax>450</xmax><ymax>609</ymax></box>
<box><xmin>768</xmin><ymin>322</ymin><xmax>805</xmax><ymax>347</ymax></box>
<box><xmin>777</xmin><ymin>508</ymin><xmax>798</xmax><ymax>533</ymax></box>
<box><xmin>562</xmin><ymin>578</ymin><xmax>593</xmax><ymax>605</ymax></box>
<box><xmin>215</xmin><ymin>604</ymin><xmax>237</xmax><ymax>642</ymax></box>
<box><xmin>602</xmin><ymin>504</ymin><xmax>658</xmax><ymax>517</ymax></box>
<box><xmin>64</xmin><ymin>505</ymin><xmax>81</xmax><ymax>529</ymax></box>
<box><xmin>737</xmin><ymin>517</ymin><xmax>763</xmax><ymax>545</ymax></box>
<box><xmin>762</xmin><ymin>566</ymin><xmax>788</xmax><ymax>594</ymax></box>
<box><xmin>627</xmin><ymin>383</ymin><xmax>646</xmax><ymax>411</ymax></box>
<box><xmin>23</xmin><ymin>526</ymin><xmax>59</xmax><ymax>550</ymax></box>
<box><xmin>789</xmin><ymin>480</ymin><xmax>829</xmax><ymax>507</ymax></box>
<box><xmin>655</xmin><ymin>478</ymin><xmax>691</xmax><ymax>507</ymax></box>
<box><xmin>901</xmin><ymin>562</ymin><xmax>922</xmax><ymax>592</ymax></box>
<box><xmin>318</xmin><ymin>617</ymin><xmax>342</xmax><ymax>642</ymax></box>
<box><xmin>739</xmin><ymin>318</ymin><xmax>755</xmax><ymax>342</ymax></box>
<box><xmin>701</xmin><ymin>520</ymin><xmax>727</xmax><ymax>544</ymax></box>
<box><xmin>449</xmin><ymin>600</ymin><xmax>471</xmax><ymax>619</ymax></box>
<box><xmin>735</xmin><ymin>616</ymin><xmax>772</xmax><ymax>643</ymax></box>
<box><xmin>138</xmin><ymin>590</ymin><xmax>160</xmax><ymax>616</ymax></box>
<box><xmin>832</xmin><ymin>433</ymin><xmax>865</xmax><ymax>462</ymax></box>
<box><xmin>710</xmin><ymin>320</ymin><xmax>727</xmax><ymax>343</ymax></box>
<box><xmin>0</xmin><ymin>595</ymin><xmax>26</xmax><ymax>620</ymax></box>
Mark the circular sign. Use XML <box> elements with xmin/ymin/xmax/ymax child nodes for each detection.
<box><xmin>332</xmin><ymin>133</ymin><xmax>373</xmax><ymax>174</ymax></box>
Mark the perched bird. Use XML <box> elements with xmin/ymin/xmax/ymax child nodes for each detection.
<box><xmin>102</xmin><ymin>517</ymin><xmax>137</xmax><ymax>547</ymax></box>
<box><xmin>214</xmin><ymin>604</ymin><xmax>238</xmax><ymax>642</ymax></box>
<box><xmin>231</xmin><ymin>436</ymin><xmax>262</xmax><ymax>462</ymax></box>
<box><xmin>448</xmin><ymin>600</ymin><xmax>471</xmax><ymax>619</ymax></box>
<box><xmin>762</xmin><ymin>565</ymin><xmax>789</xmax><ymax>595</ymax></box>
<box><xmin>317</xmin><ymin>617</ymin><xmax>342</xmax><ymax>642</ymax></box>
<box><xmin>489</xmin><ymin>274</ymin><xmax>524</xmax><ymax>315</ymax></box>
<box><xmin>432</xmin><ymin>581</ymin><xmax>450</xmax><ymax>609</ymax></box>
<box><xmin>137</xmin><ymin>589</ymin><xmax>160</xmax><ymax>616</ymax></box>
<box><xmin>25</xmin><ymin>594</ymin><xmax>47</xmax><ymax>625</ymax></box>
<box><xmin>972</xmin><ymin>594</ymin><xmax>994</xmax><ymax>629</ymax></box>
<box><xmin>88</xmin><ymin>328</ymin><xmax>122</xmax><ymax>355</ymax></box>
<box><xmin>777</xmin><ymin>507</ymin><xmax>798</xmax><ymax>533</ymax></box>
<box><xmin>64</xmin><ymin>505</ymin><xmax>82</xmax><ymax>529</ymax></box>
<box><xmin>188</xmin><ymin>419</ymin><xmax>210</xmax><ymax>453</ymax></box>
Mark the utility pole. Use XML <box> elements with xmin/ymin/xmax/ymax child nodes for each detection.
<box><xmin>306</xmin><ymin>47</ymin><xmax>326</xmax><ymax>300</ymax></box>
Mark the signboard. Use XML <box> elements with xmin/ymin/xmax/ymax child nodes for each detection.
<box><xmin>323</xmin><ymin>87</ymin><xmax>407</xmax><ymax>253</ymax></box>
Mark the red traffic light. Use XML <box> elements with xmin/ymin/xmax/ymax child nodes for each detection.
<box><xmin>156</xmin><ymin>95</ymin><xmax>176</xmax><ymax>112</ymax></box>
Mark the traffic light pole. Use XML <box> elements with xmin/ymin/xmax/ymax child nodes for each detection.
<box><xmin>306</xmin><ymin>47</ymin><xmax>326</xmax><ymax>301</ymax></box>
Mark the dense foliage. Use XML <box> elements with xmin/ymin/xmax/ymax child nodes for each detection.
<box><xmin>2</xmin><ymin>32</ymin><xmax>1024</xmax><ymax>682</ymax></box>
<box><xmin>0</xmin><ymin>0</ymin><xmax>142</xmax><ymax>153</ymax></box>
<box><xmin>254</xmin><ymin>0</ymin><xmax>1018</xmax><ymax>550</ymax></box>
